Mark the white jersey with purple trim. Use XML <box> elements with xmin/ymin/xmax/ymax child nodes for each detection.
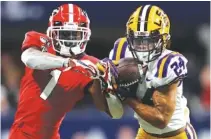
<box><xmin>109</xmin><ymin>38</ymin><xmax>190</xmax><ymax>134</ymax></box>
<box><xmin>109</xmin><ymin>37</ymin><xmax>133</xmax><ymax>61</ymax></box>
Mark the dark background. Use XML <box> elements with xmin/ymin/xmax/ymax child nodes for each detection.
<box><xmin>1</xmin><ymin>1</ymin><xmax>210</xmax><ymax>139</ymax></box>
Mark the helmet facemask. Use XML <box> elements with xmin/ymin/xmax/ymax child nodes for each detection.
<box><xmin>127</xmin><ymin>29</ymin><xmax>169</xmax><ymax>63</ymax></box>
<box><xmin>48</xmin><ymin>22</ymin><xmax>91</xmax><ymax>56</ymax></box>
<box><xmin>126</xmin><ymin>5</ymin><xmax>171</xmax><ymax>64</ymax></box>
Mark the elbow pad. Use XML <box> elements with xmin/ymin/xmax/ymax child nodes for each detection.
<box><xmin>21</xmin><ymin>48</ymin><xmax>69</xmax><ymax>70</ymax></box>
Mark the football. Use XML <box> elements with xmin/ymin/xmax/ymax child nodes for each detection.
<box><xmin>116</xmin><ymin>58</ymin><xmax>141</xmax><ymax>87</ymax></box>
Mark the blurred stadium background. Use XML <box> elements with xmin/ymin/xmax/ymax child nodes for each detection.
<box><xmin>1</xmin><ymin>1</ymin><xmax>210</xmax><ymax>139</ymax></box>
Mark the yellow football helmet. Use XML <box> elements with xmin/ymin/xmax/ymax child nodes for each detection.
<box><xmin>126</xmin><ymin>5</ymin><xmax>171</xmax><ymax>63</ymax></box>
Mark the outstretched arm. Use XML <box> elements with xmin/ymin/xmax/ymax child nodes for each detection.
<box><xmin>21</xmin><ymin>47</ymin><xmax>70</xmax><ymax>70</ymax></box>
<box><xmin>125</xmin><ymin>82</ymin><xmax>178</xmax><ymax>129</ymax></box>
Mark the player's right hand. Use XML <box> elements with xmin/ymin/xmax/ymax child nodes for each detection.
<box><xmin>96</xmin><ymin>58</ymin><xmax>118</xmax><ymax>80</ymax></box>
<box><xmin>96</xmin><ymin>60</ymin><xmax>118</xmax><ymax>93</ymax></box>
<box><xmin>101</xmin><ymin>58</ymin><xmax>118</xmax><ymax>79</ymax></box>
<box><xmin>67</xmin><ymin>58</ymin><xmax>118</xmax><ymax>93</ymax></box>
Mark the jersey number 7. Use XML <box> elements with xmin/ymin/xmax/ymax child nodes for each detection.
<box><xmin>40</xmin><ymin>70</ymin><xmax>62</xmax><ymax>100</ymax></box>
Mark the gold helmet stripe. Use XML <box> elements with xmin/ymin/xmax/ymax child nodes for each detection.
<box><xmin>140</xmin><ymin>5</ymin><xmax>151</xmax><ymax>32</ymax></box>
<box><xmin>127</xmin><ymin>7</ymin><xmax>142</xmax><ymax>32</ymax></box>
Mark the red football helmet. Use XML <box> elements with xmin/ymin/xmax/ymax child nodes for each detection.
<box><xmin>47</xmin><ymin>4</ymin><xmax>91</xmax><ymax>56</ymax></box>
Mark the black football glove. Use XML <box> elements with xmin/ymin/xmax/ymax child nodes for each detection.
<box><xmin>115</xmin><ymin>86</ymin><xmax>136</xmax><ymax>102</ymax></box>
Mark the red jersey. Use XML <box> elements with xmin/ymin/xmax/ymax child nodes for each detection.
<box><xmin>9</xmin><ymin>31</ymin><xmax>99</xmax><ymax>139</ymax></box>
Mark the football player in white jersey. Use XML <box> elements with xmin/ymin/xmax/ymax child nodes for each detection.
<box><xmin>109</xmin><ymin>5</ymin><xmax>197</xmax><ymax>139</ymax></box>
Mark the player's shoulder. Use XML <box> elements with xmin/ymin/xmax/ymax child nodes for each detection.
<box><xmin>25</xmin><ymin>31</ymin><xmax>49</xmax><ymax>41</ymax></box>
<box><xmin>150</xmin><ymin>49</ymin><xmax>188</xmax><ymax>87</ymax></box>
<box><xmin>154</xmin><ymin>49</ymin><xmax>187</xmax><ymax>77</ymax></box>
<box><xmin>110</xmin><ymin>37</ymin><xmax>131</xmax><ymax>60</ymax></box>
<box><xmin>22</xmin><ymin>30</ymin><xmax>51</xmax><ymax>51</ymax></box>
<box><xmin>114</xmin><ymin>37</ymin><xmax>127</xmax><ymax>46</ymax></box>
<box><xmin>158</xmin><ymin>49</ymin><xmax>187</xmax><ymax>60</ymax></box>
<box><xmin>26</xmin><ymin>30</ymin><xmax>47</xmax><ymax>37</ymax></box>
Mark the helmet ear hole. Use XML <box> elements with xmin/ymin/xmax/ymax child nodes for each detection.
<box><xmin>161</xmin><ymin>34</ymin><xmax>171</xmax><ymax>49</ymax></box>
<box><xmin>53</xmin><ymin>21</ymin><xmax>62</xmax><ymax>26</ymax></box>
<box><xmin>151</xmin><ymin>29</ymin><xmax>160</xmax><ymax>36</ymax></box>
<box><xmin>79</xmin><ymin>22</ymin><xmax>87</xmax><ymax>27</ymax></box>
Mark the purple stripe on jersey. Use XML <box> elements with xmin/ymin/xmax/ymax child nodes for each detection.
<box><xmin>155</xmin><ymin>54</ymin><xmax>170</xmax><ymax>77</ymax></box>
<box><xmin>162</xmin><ymin>54</ymin><xmax>174</xmax><ymax>77</ymax></box>
<box><xmin>185</xmin><ymin>123</ymin><xmax>197</xmax><ymax>139</ymax></box>
<box><xmin>188</xmin><ymin>123</ymin><xmax>196</xmax><ymax>139</ymax></box>
<box><xmin>185</xmin><ymin>128</ymin><xmax>192</xmax><ymax>139</ymax></box>
<box><xmin>162</xmin><ymin>55</ymin><xmax>173</xmax><ymax>77</ymax></box>
<box><xmin>120</xmin><ymin>41</ymin><xmax>128</xmax><ymax>58</ymax></box>
<box><xmin>162</xmin><ymin>54</ymin><xmax>182</xmax><ymax>77</ymax></box>
<box><xmin>112</xmin><ymin>39</ymin><xmax>121</xmax><ymax>60</ymax></box>
<box><xmin>112</xmin><ymin>44</ymin><xmax>118</xmax><ymax>60</ymax></box>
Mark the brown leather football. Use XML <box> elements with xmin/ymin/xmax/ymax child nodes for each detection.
<box><xmin>116</xmin><ymin>58</ymin><xmax>141</xmax><ymax>87</ymax></box>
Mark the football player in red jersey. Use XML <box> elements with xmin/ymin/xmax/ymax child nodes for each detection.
<box><xmin>9</xmin><ymin>4</ymin><xmax>123</xmax><ymax>139</ymax></box>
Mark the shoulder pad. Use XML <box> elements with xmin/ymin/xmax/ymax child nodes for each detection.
<box><xmin>22</xmin><ymin>31</ymin><xmax>51</xmax><ymax>51</ymax></box>
<box><xmin>153</xmin><ymin>52</ymin><xmax>188</xmax><ymax>86</ymax></box>
<box><xmin>110</xmin><ymin>37</ymin><xmax>128</xmax><ymax>61</ymax></box>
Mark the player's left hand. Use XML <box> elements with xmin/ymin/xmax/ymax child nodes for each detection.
<box><xmin>115</xmin><ymin>86</ymin><xmax>137</xmax><ymax>102</ymax></box>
